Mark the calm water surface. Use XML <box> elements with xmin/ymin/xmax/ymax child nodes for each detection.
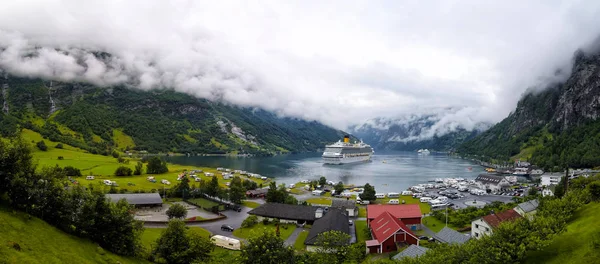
<box><xmin>167</xmin><ymin>152</ymin><xmax>483</xmax><ymax>193</ymax></box>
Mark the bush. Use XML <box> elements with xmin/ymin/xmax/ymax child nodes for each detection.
<box><xmin>262</xmin><ymin>218</ymin><xmax>271</xmax><ymax>225</ymax></box>
<box><xmin>112</xmin><ymin>151</ymin><xmax>120</xmax><ymax>158</ymax></box>
<box><xmin>63</xmin><ymin>166</ymin><xmax>82</xmax><ymax>176</ymax></box>
<box><xmin>57</xmin><ymin>156</ymin><xmax>64</xmax><ymax>160</ymax></box>
<box><xmin>114</xmin><ymin>166</ymin><xmax>133</xmax><ymax>176</ymax></box>
<box><xmin>166</xmin><ymin>204</ymin><xmax>188</xmax><ymax>219</ymax></box>
<box><xmin>242</xmin><ymin>215</ymin><xmax>259</xmax><ymax>228</ymax></box>
<box><xmin>36</xmin><ymin>140</ymin><xmax>48</xmax><ymax>151</ymax></box>
<box><xmin>55</xmin><ymin>143</ymin><xmax>63</xmax><ymax>149</ymax></box>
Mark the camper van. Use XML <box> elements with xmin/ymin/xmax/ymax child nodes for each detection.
<box><xmin>211</xmin><ymin>235</ymin><xmax>241</xmax><ymax>250</ymax></box>
<box><xmin>437</xmin><ymin>196</ymin><xmax>449</xmax><ymax>203</ymax></box>
<box><xmin>458</xmin><ymin>185</ymin><xmax>469</xmax><ymax>192</ymax></box>
<box><xmin>431</xmin><ymin>203</ymin><xmax>449</xmax><ymax>211</ymax></box>
<box><xmin>204</xmin><ymin>172</ymin><xmax>214</xmax><ymax>177</ymax></box>
<box><xmin>387</xmin><ymin>199</ymin><xmax>400</xmax><ymax>204</ymax></box>
<box><xmin>387</xmin><ymin>192</ymin><xmax>400</xmax><ymax>198</ymax></box>
<box><xmin>103</xmin><ymin>180</ymin><xmax>112</xmax><ymax>185</ymax></box>
<box><xmin>312</xmin><ymin>190</ymin><xmax>324</xmax><ymax>196</ymax></box>
<box><xmin>412</xmin><ymin>186</ymin><xmax>425</xmax><ymax>193</ymax></box>
<box><xmin>375</xmin><ymin>193</ymin><xmax>386</xmax><ymax>199</ymax></box>
<box><xmin>400</xmin><ymin>191</ymin><xmax>412</xmax><ymax>196</ymax></box>
<box><xmin>217</xmin><ymin>167</ymin><xmax>224</xmax><ymax>171</ymax></box>
<box><xmin>86</xmin><ymin>176</ymin><xmax>95</xmax><ymax>180</ymax></box>
<box><xmin>420</xmin><ymin>197</ymin><xmax>432</xmax><ymax>203</ymax></box>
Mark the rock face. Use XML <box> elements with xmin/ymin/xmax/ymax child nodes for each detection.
<box><xmin>459</xmin><ymin>48</ymin><xmax>600</xmax><ymax>160</ymax></box>
<box><xmin>351</xmin><ymin>115</ymin><xmax>488</xmax><ymax>151</ymax></box>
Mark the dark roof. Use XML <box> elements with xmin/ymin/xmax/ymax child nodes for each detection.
<box><xmin>475</xmin><ymin>174</ymin><xmax>508</xmax><ymax>185</ymax></box>
<box><xmin>482</xmin><ymin>209</ymin><xmax>523</xmax><ymax>228</ymax></box>
<box><xmin>433</xmin><ymin>227</ymin><xmax>470</xmax><ymax>244</ymax></box>
<box><xmin>246</xmin><ymin>188</ymin><xmax>269</xmax><ymax>195</ymax></box>
<box><xmin>248</xmin><ymin>203</ymin><xmax>317</xmax><ymax>221</ymax></box>
<box><xmin>516</xmin><ymin>199</ymin><xmax>539</xmax><ymax>213</ymax></box>
<box><xmin>105</xmin><ymin>193</ymin><xmax>162</xmax><ymax>205</ymax></box>
<box><xmin>392</xmin><ymin>245</ymin><xmax>429</xmax><ymax>260</ymax></box>
<box><xmin>305</xmin><ymin>208</ymin><xmax>350</xmax><ymax>245</ymax></box>
<box><xmin>331</xmin><ymin>199</ymin><xmax>357</xmax><ymax>210</ymax></box>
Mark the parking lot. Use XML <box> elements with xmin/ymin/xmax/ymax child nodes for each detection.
<box><xmin>417</xmin><ymin>186</ymin><xmax>528</xmax><ymax>211</ymax></box>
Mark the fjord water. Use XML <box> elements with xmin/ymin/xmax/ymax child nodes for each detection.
<box><xmin>167</xmin><ymin>152</ymin><xmax>481</xmax><ymax>193</ymax></box>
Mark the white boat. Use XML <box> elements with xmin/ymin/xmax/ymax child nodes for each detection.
<box><xmin>322</xmin><ymin>135</ymin><xmax>374</xmax><ymax>165</ymax></box>
<box><xmin>417</xmin><ymin>149</ymin><xmax>431</xmax><ymax>155</ymax></box>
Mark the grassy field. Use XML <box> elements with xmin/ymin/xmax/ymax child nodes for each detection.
<box><xmin>22</xmin><ymin>129</ymin><xmax>269</xmax><ymax>192</ymax></box>
<box><xmin>358</xmin><ymin>206</ymin><xmax>367</xmax><ymax>217</ymax></box>
<box><xmin>294</xmin><ymin>230</ymin><xmax>309</xmax><ymax>251</ymax></box>
<box><xmin>188</xmin><ymin>198</ymin><xmax>220</xmax><ymax>208</ymax></box>
<box><xmin>422</xmin><ymin>216</ymin><xmax>458</xmax><ymax>233</ymax></box>
<box><xmin>242</xmin><ymin>200</ymin><xmax>261</xmax><ymax>208</ymax></box>
<box><xmin>112</xmin><ymin>129</ymin><xmax>136</xmax><ymax>151</ymax></box>
<box><xmin>306</xmin><ymin>197</ymin><xmax>332</xmax><ymax>205</ymax></box>
<box><xmin>0</xmin><ymin>206</ymin><xmax>146</xmax><ymax>264</ymax></box>
<box><xmin>526</xmin><ymin>202</ymin><xmax>600</xmax><ymax>264</ymax></box>
<box><xmin>355</xmin><ymin>220</ymin><xmax>370</xmax><ymax>244</ymax></box>
<box><xmin>373</xmin><ymin>196</ymin><xmax>430</xmax><ymax>214</ymax></box>
<box><xmin>232</xmin><ymin>223</ymin><xmax>296</xmax><ymax>240</ymax></box>
<box><xmin>141</xmin><ymin>226</ymin><xmax>212</xmax><ymax>251</ymax></box>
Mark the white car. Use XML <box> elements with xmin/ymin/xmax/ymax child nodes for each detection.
<box><xmin>161</xmin><ymin>179</ymin><xmax>171</xmax><ymax>185</ymax></box>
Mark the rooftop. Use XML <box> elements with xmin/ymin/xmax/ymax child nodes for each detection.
<box><xmin>475</xmin><ymin>174</ymin><xmax>508</xmax><ymax>185</ymax></box>
<box><xmin>392</xmin><ymin>245</ymin><xmax>429</xmax><ymax>260</ymax></box>
<box><xmin>304</xmin><ymin>208</ymin><xmax>350</xmax><ymax>245</ymax></box>
<box><xmin>331</xmin><ymin>199</ymin><xmax>357</xmax><ymax>210</ymax></box>
<box><xmin>369</xmin><ymin>211</ymin><xmax>416</xmax><ymax>244</ymax></box>
<box><xmin>367</xmin><ymin>204</ymin><xmax>422</xmax><ymax>220</ymax></box>
<box><xmin>481</xmin><ymin>209</ymin><xmax>523</xmax><ymax>228</ymax></box>
<box><xmin>248</xmin><ymin>203</ymin><xmax>317</xmax><ymax>221</ymax></box>
<box><xmin>433</xmin><ymin>226</ymin><xmax>470</xmax><ymax>244</ymax></box>
<box><xmin>105</xmin><ymin>193</ymin><xmax>163</xmax><ymax>205</ymax></box>
<box><xmin>516</xmin><ymin>199</ymin><xmax>539</xmax><ymax>213</ymax></box>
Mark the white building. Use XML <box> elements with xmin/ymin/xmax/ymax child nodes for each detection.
<box><xmin>475</xmin><ymin>174</ymin><xmax>511</xmax><ymax>193</ymax></box>
<box><xmin>542</xmin><ymin>189</ymin><xmax>554</xmax><ymax>197</ymax></box>
<box><xmin>471</xmin><ymin>209</ymin><xmax>522</xmax><ymax>239</ymax></box>
<box><xmin>541</xmin><ymin>173</ymin><xmax>563</xmax><ymax>187</ymax></box>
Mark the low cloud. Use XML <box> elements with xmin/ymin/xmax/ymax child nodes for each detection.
<box><xmin>0</xmin><ymin>0</ymin><xmax>599</xmax><ymax>133</ymax></box>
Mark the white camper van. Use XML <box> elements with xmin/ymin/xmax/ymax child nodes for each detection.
<box><xmin>400</xmin><ymin>191</ymin><xmax>412</xmax><ymax>196</ymax></box>
<box><xmin>387</xmin><ymin>199</ymin><xmax>400</xmax><ymax>204</ymax></box>
<box><xmin>375</xmin><ymin>193</ymin><xmax>386</xmax><ymax>199</ymax></box>
<box><xmin>211</xmin><ymin>235</ymin><xmax>241</xmax><ymax>250</ymax></box>
<box><xmin>86</xmin><ymin>176</ymin><xmax>95</xmax><ymax>180</ymax></box>
<box><xmin>387</xmin><ymin>192</ymin><xmax>400</xmax><ymax>198</ymax></box>
<box><xmin>420</xmin><ymin>197</ymin><xmax>432</xmax><ymax>203</ymax></box>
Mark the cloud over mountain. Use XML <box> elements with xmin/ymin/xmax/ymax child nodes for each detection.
<box><xmin>1</xmin><ymin>0</ymin><xmax>600</xmax><ymax>132</ymax></box>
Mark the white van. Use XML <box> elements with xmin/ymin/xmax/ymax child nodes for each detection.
<box><xmin>86</xmin><ymin>176</ymin><xmax>95</xmax><ymax>180</ymax></box>
<box><xmin>375</xmin><ymin>193</ymin><xmax>386</xmax><ymax>199</ymax></box>
<box><xmin>387</xmin><ymin>192</ymin><xmax>400</xmax><ymax>198</ymax></box>
<box><xmin>387</xmin><ymin>199</ymin><xmax>400</xmax><ymax>204</ymax></box>
<box><xmin>211</xmin><ymin>235</ymin><xmax>241</xmax><ymax>250</ymax></box>
<box><xmin>420</xmin><ymin>197</ymin><xmax>432</xmax><ymax>203</ymax></box>
<box><xmin>400</xmin><ymin>191</ymin><xmax>412</xmax><ymax>196</ymax></box>
<box><xmin>103</xmin><ymin>180</ymin><xmax>112</xmax><ymax>185</ymax></box>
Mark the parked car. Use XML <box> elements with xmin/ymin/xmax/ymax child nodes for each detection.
<box><xmin>419</xmin><ymin>236</ymin><xmax>429</xmax><ymax>240</ymax></box>
<box><xmin>221</xmin><ymin>225</ymin><xmax>234</xmax><ymax>232</ymax></box>
<box><xmin>349</xmin><ymin>220</ymin><xmax>353</xmax><ymax>226</ymax></box>
<box><xmin>230</xmin><ymin>204</ymin><xmax>242</xmax><ymax>212</ymax></box>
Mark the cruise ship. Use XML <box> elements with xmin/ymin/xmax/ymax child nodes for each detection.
<box><xmin>322</xmin><ymin>135</ymin><xmax>374</xmax><ymax>165</ymax></box>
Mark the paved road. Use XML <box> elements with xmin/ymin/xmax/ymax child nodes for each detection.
<box><xmin>285</xmin><ymin>227</ymin><xmax>306</xmax><ymax>246</ymax></box>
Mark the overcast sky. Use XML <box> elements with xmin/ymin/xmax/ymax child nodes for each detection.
<box><xmin>1</xmin><ymin>0</ymin><xmax>600</xmax><ymax>132</ymax></box>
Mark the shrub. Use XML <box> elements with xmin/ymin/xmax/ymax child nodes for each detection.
<box><xmin>242</xmin><ymin>215</ymin><xmax>259</xmax><ymax>228</ymax></box>
<box><xmin>262</xmin><ymin>218</ymin><xmax>271</xmax><ymax>225</ymax></box>
<box><xmin>57</xmin><ymin>156</ymin><xmax>64</xmax><ymax>160</ymax></box>
<box><xmin>112</xmin><ymin>151</ymin><xmax>120</xmax><ymax>158</ymax></box>
<box><xmin>55</xmin><ymin>143</ymin><xmax>63</xmax><ymax>149</ymax></box>
<box><xmin>63</xmin><ymin>166</ymin><xmax>82</xmax><ymax>176</ymax></box>
<box><xmin>36</xmin><ymin>140</ymin><xmax>48</xmax><ymax>151</ymax></box>
<box><xmin>114</xmin><ymin>166</ymin><xmax>133</xmax><ymax>176</ymax></box>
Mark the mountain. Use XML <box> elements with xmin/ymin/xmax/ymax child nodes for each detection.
<box><xmin>0</xmin><ymin>73</ymin><xmax>348</xmax><ymax>155</ymax></box>
<box><xmin>351</xmin><ymin>115</ymin><xmax>488</xmax><ymax>152</ymax></box>
<box><xmin>458</xmin><ymin>49</ymin><xmax>600</xmax><ymax>170</ymax></box>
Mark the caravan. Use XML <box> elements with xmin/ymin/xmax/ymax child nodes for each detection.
<box><xmin>375</xmin><ymin>193</ymin><xmax>386</xmax><ymax>199</ymax></box>
<box><xmin>387</xmin><ymin>199</ymin><xmax>400</xmax><ymax>204</ymax></box>
<box><xmin>211</xmin><ymin>235</ymin><xmax>241</xmax><ymax>250</ymax></box>
<box><xmin>419</xmin><ymin>197</ymin><xmax>432</xmax><ymax>203</ymax></box>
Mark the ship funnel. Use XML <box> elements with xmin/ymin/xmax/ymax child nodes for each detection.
<box><xmin>343</xmin><ymin>135</ymin><xmax>350</xmax><ymax>143</ymax></box>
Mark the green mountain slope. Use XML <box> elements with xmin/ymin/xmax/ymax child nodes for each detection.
<box><xmin>0</xmin><ymin>206</ymin><xmax>145</xmax><ymax>264</ymax></box>
<box><xmin>0</xmin><ymin>75</ymin><xmax>347</xmax><ymax>155</ymax></box>
<box><xmin>458</xmin><ymin>49</ymin><xmax>600</xmax><ymax>169</ymax></box>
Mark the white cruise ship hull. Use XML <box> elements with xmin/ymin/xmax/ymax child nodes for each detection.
<box><xmin>322</xmin><ymin>154</ymin><xmax>372</xmax><ymax>165</ymax></box>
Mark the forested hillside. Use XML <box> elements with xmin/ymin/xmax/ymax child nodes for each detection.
<box><xmin>0</xmin><ymin>74</ymin><xmax>347</xmax><ymax>155</ymax></box>
<box><xmin>458</xmin><ymin>49</ymin><xmax>600</xmax><ymax>170</ymax></box>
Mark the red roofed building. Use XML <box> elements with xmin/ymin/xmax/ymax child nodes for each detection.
<box><xmin>367</xmin><ymin>204</ymin><xmax>422</xmax><ymax>230</ymax></box>
<box><xmin>471</xmin><ymin>209</ymin><xmax>523</xmax><ymax>239</ymax></box>
<box><xmin>366</xmin><ymin>211</ymin><xmax>419</xmax><ymax>253</ymax></box>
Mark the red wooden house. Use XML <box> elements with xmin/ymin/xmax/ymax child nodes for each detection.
<box><xmin>367</xmin><ymin>204</ymin><xmax>422</xmax><ymax>230</ymax></box>
<box><xmin>366</xmin><ymin>211</ymin><xmax>420</xmax><ymax>253</ymax></box>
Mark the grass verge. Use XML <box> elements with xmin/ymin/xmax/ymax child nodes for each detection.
<box><xmin>355</xmin><ymin>220</ymin><xmax>369</xmax><ymax>244</ymax></box>
<box><xmin>242</xmin><ymin>200</ymin><xmax>261</xmax><ymax>208</ymax></box>
<box><xmin>306</xmin><ymin>197</ymin><xmax>332</xmax><ymax>205</ymax></box>
<box><xmin>294</xmin><ymin>230</ymin><xmax>309</xmax><ymax>251</ymax></box>
<box><xmin>232</xmin><ymin>223</ymin><xmax>296</xmax><ymax>240</ymax></box>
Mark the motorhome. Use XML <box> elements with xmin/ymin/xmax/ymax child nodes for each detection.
<box><xmin>420</xmin><ymin>197</ymin><xmax>432</xmax><ymax>203</ymax></box>
<box><xmin>375</xmin><ymin>193</ymin><xmax>386</xmax><ymax>199</ymax></box>
<box><xmin>211</xmin><ymin>235</ymin><xmax>241</xmax><ymax>250</ymax></box>
<box><xmin>412</xmin><ymin>186</ymin><xmax>425</xmax><ymax>193</ymax></box>
<box><xmin>204</xmin><ymin>172</ymin><xmax>214</xmax><ymax>177</ymax></box>
<box><xmin>387</xmin><ymin>199</ymin><xmax>400</xmax><ymax>204</ymax></box>
<box><xmin>103</xmin><ymin>180</ymin><xmax>112</xmax><ymax>185</ymax></box>
<box><xmin>86</xmin><ymin>176</ymin><xmax>95</xmax><ymax>180</ymax></box>
<box><xmin>388</xmin><ymin>192</ymin><xmax>400</xmax><ymax>198</ymax></box>
<box><xmin>400</xmin><ymin>191</ymin><xmax>412</xmax><ymax>196</ymax></box>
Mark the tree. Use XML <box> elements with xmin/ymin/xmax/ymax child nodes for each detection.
<box><xmin>114</xmin><ymin>166</ymin><xmax>133</xmax><ymax>176</ymax></box>
<box><xmin>55</xmin><ymin>143</ymin><xmax>63</xmax><ymax>149</ymax></box>
<box><xmin>62</xmin><ymin>166</ymin><xmax>82</xmax><ymax>176</ymax></box>
<box><xmin>166</xmin><ymin>203</ymin><xmax>188</xmax><ymax>219</ymax></box>
<box><xmin>173</xmin><ymin>177</ymin><xmax>191</xmax><ymax>199</ymax></box>
<box><xmin>153</xmin><ymin>220</ymin><xmax>214</xmax><ymax>264</ymax></box>
<box><xmin>243</xmin><ymin>179</ymin><xmax>258</xmax><ymax>190</ymax></box>
<box><xmin>359</xmin><ymin>183</ymin><xmax>376</xmax><ymax>201</ymax></box>
<box><xmin>112</xmin><ymin>150</ymin><xmax>120</xmax><ymax>158</ymax></box>
<box><xmin>229</xmin><ymin>176</ymin><xmax>246</xmax><ymax>204</ymax></box>
<box><xmin>205</xmin><ymin>176</ymin><xmax>221</xmax><ymax>198</ymax></box>
<box><xmin>147</xmin><ymin>156</ymin><xmax>168</xmax><ymax>174</ymax></box>
<box><xmin>134</xmin><ymin>161</ymin><xmax>143</xmax><ymax>175</ymax></box>
<box><xmin>587</xmin><ymin>181</ymin><xmax>600</xmax><ymax>201</ymax></box>
<box><xmin>314</xmin><ymin>230</ymin><xmax>351</xmax><ymax>262</ymax></box>
<box><xmin>319</xmin><ymin>176</ymin><xmax>327</xmax><ymax>186</ymax></box>
<box><xmin>240</xmin><ymin>230</ymin><xmax>294</xmax><ymax>264</ymax></box>
<box><xmin>334</xmin><ymin>181</ymin><xmax>344</xmax><ymax>195</ymax></box>
<box><xmin>528</xmin><ymin>187</ymin><xmax>538</xmax><ymax>196</ymax></box>
<box><xmin>36</xmin><ymin>140</ymin><xmax>48</xmax><ymax>151</ymax></box>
